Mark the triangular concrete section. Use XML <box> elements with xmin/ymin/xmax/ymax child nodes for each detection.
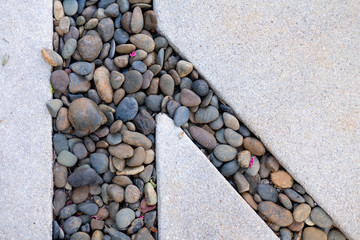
<box><xmin>156</xmin><ymin>114</ymin><xmax>278</xmax><ymax>240</ymax></box>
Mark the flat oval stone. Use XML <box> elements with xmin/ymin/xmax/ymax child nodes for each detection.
<box><xmin>265</xmin><ymin>156</ymin><xmax>280</xmax><ymax>172</ymax></box>
<box><xmin>328</xmin><ymin>229</ymin><xmax>346</xmax><ymax>240</ymax></box>
<box><xmin>54</xmin><ymin>0</ymin><xmax>64</xmax><ymax>20</ymax></box>
<box><xmin>90</xmin><ymin>153</ymin><xmax>109</xmax><ymax>174</ymax></box>
<box><xmin>144</xmin><ymin>10</ymin><xmax>157</xmax><ymax>30</ymax></box>
<box><xmin>166</xmin><ymin>100</ymin><xmax>180</xmax><ymax>118</ymax></box>
<box><xmin>62</xmin><ymin>38</ymin><xmax>77</xmax><ymax>59</ymax></box>
<box><xmin>173</xmin><ymin>106</ymin><xmax>190</xmax><ymax>127</ymax></box>
<box><xmin>126</xmin><ymin>147</ymin><xmax>145</xmax><ymax>167</ymax></box>
<box><xmin>133</xmin><ymin>108</ymin><xmax>155</xmax><ymax>135</ymax></box>
<box><xmin>220</xmin><ymin>159</ymin><xmax>240</xmax><ymax>177</ymax></box>
<box><xmin>195</xmin><ymin>106</ymin><xmax>219</xmax><ymax>124</ymax></box>
<box><xmin>284</xmin><ymin>189</ymin><xmax>305</xmax><ymax>203</ymax></box>
<box><xmin>105</xmin><ymin>3</ymin><xmax>120</xmax><ymax>17</ymax></box>
<box><xmin>278</xmin><ymin>193</ymin><xmax>293</xmax><ymax>210</ymax></box>
<box><xmin>68</xmin><ymin>168</ymin><xmax>103</xmax><ymax>187</ymax></box>
<box><xmin>293</xmin><ymin>203</ymin><xmax>311</xmax><ymax>222</ymax></box>
<box><xmin>189</xmin><ymin>126</ymin><xmax>217</xmax><ymax>149</ymax></box>
<box><xmin>70</xmin><ymin>232</ymin><xmax>90</xmax><ymax>240</ymax></box>
<box><xmin>257</xmin><ymin>184</ymin><xmax>278</xmax><ymax>202</ymax></box>
<box><xmin>180</xmin><ymin>88</ymin><xmax>201</xmax><ymax>107</ymax></box>
<box><xmin>237</xmin><ymin>150</ymin><xmax>251</xmax><ymax>168</ymax></box>
<box><xmin>310</xmin><ymin>207</ymin><xmax>332</xmax><ymax>228</ymax></box>
<box><xmin>97</xmin><ymin>18</ymin><xmax>114</xmax><ymax>42</ymax></box>
<box><xmin>245</xmin><ymin>156</ymin><xmax>260</xmax><ymax>176</ymax></box>
<box><xmin>270</xmin><ymin>170</ymin><xmax>293</xmax><ymax>189</ymax></box>
<box><xmin>54</xmin><ymin>163</ymin><xmax>68</xmax><ymax>189</ymax></box>
<box><xmin>192</xmin><ymin>79</ymin><xmax>209</xmax><ymax>97</ymax></box>
<box><xmin>94</xmin><ymin>66</ymin><xmax>113</xmax><ymax>103</ymax></box>
<box><xmin>224</xmin><ymin>128</ymin><xmax>243</xmax><ymax>147</ymax></box>
<box><xmin>63</xmin><ymin>0</ymin><xmax>78</xmax><ymax>16</ymax></box>
<box><xmin>144</xmin><ymin>182</ymin><xmax>157</xmax><ymax>205</ymax></box>
<box><xmin>125</xmin><ymin>184</ymin><xmax>141</xmax><ymax>204</ymax></box>
<box><xmin>114</xmin><ymin>29</ymin><xmax>129</xmax><ymax>44</ymax></box>
<box><xmin>70</xmin><ymin>62</ymin><xmax>92</xmax><ymax>75</ymax></box>
<box><xmin>64</xmin><ymin>216</ymin><xmax>82</xmax><ymax>234</ymax></box>
<box><xmin>176</xmin><ymin>60</ymin><xmax>193</xmax><ymax>78</ymax></box>
<box><xmin>258</xmin><ymin>201</ymin><xmax>294</xmax><ymax>227</ymax></box>
<box><xmin>115</xmin><ymin>97</ymin><xmax>138</xmax><ymax>122</ymax></box>
<box><xmin>46</xmin><ymin>99</ymin><xmax>63</xmax><ymax>118</ymax></box>
<box><xmin>57</xmin><ymin>150</ymin><xmax>78</xmax><ymax>167</ymax></box>
<box><xmin>118</xmin><ymin>0</ymin><xmax>130</xmax><ymax>12</ymax></box>
<box><xmin>106</xmin><ymin>184</ymin><xmax>124</xmax><ymax>202</ymax></box>
<box><xmin>116</xmin><ymin>208</ymin><xmax>135</xmax><ymax>230</ymax></box>
<box><xmin>130</xmin><ymin>6</ymin><xmax>143</xmax><ymax>33</ymax></box>
<box><xmin>78</xmin><ymin>34</ymin><xmax>103</xmax><ymax>61</ymax></box>
<box><xmin>243</xmin><ymin>137</ymin><xmax>266</xmax><ymax>156</ymax></box>
<box><xmin>108</xmin><ymin>143</ymin><xmax>134</xmax><ymax>159</ymax></box>
<box><xmin>145</xmin><ymin>95</ymin><xmax>163</xmax><ymax>112</ymax></box>
<box><xmin>106</xmin><ymin>133</ymin><xmax>122</xmax><ymax>145</ymax></box>
<box><xmin>116</xmin><ymin>44</ymin><xmax>136</xmax><ymax>54</ymax></box>
<box><xmin>214</xmin><ymin>144</ymin><xmax>237</xmax><ymax>162</ymax></box>
<box><xmin>122</xmin><ymin>130</ymin><xmax>152</xmax><ymax>149</ymax></box>
<box><xmin>69</xmin><ymin>73</ymin><xmax>91</xmax><ymax>93</ymax></box>
<box><xmin>51</xmin><ymin>70</ymin><xmax>69</xmax><ymax>93</ymax></box>
<box><xmin>223</xmin><ymin>112</ymin><xmax>240</xmax><ymax>131</ymax></box>
<box><xmin>131</xmin><ymin>61</ymin><xmax>147</xmax><ymax>73</ymax></box>
<box><xmin>159</xmin><ymin>74</ymin><xmax>174</xmax><ymax>96</ymax></box>
<box><xmin>77</xmin><ymin>203</ymin><xmax>99</xmax><ymax>216</ymax></box>
<box><xmin>123</xmin><ymin>70</ymin><xmax>143</xmax><ymax>93</ymax></box>
<box><xmin>303</xmin><ymin>227</ymin><xmax>327</xmax><ymax>240</ymax></box>
<box><xmin>68</xmin><ymin>98</ymin><xmax>107</xmax><ymax>134</ymax></box>
<box><xmin>114</xmin><ymin>55</ymin><xmax>129</xmax><ymax>68</ymax></box>
<box><xmin>41</xmin><ymin>48</ymin><xmax>63</xmax><ymax>67</ymax></box>
<box><xmin>129</xmin><ymin>34</ymin><xmax>155</xmax><ymax>53</ymax></box>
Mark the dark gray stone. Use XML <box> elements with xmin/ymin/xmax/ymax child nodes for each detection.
<box><xmin>115</xmin><ymin>97</ymin><xmax>138</xmax><ymax>122</ymax></box>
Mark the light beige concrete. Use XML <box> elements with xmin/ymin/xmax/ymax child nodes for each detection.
<box><xmin>156</xmin><ymin>114</ymin><xmax>278</xmax><ymax>240</ymax></box>
<box><xmin>0</xmin><ymin>0</ymin><xmax>53</xmax><ymax>238</ymax></box>
<box><xmin>154</xmin><ymin>1</ymin><xmax>360</xmax><ymax>239</ymax></box>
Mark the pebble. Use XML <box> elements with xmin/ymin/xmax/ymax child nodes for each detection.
<box><xmin>64</xmin><ymin>216</ymin><xmax>82</xmax><ymax>234</ymax></box>
<box><xmin>59</xmin><ymin>16</ymin><xmax>70</xmax><ymax>34</ymax></box>
<box><xmin>62</xmin><ymin>38</ymin><xmax>77</xmax><ymax>59</ymax></box>
<box><xmin>114</xmin><ymin>29</ymin><xmax>129</xmax><ymax>45</ymax></box>
<box><xmin>293</xmin><ymin>203</ymin><xmax>311</xmax><ymax>222</ymax></box>
<box><xmin>189</xmin><ymin>126</ymin><xmax>217</xmax><ymax>149</ymax></box>
<box><xmin>310</xmin><ymin>207</ymin><xmax>333</xmax><ymax>228</ymax></box>
<box><xmin>123</xmin><ymin>70</ymin><xmax>143</xmax><ymax>93</ymax></box>
<box><xmin>78</xmin><ymin>202</ymin><xmax>99</xmax><ymax>216</ymax></box>
<box><xmin>125</xmin><ymin>184</ymin><xmax>141</xmax><ymax>203</ymax></box>
<box><xmin>265</xmin><ymin>156</ymin><xmax>280</xmax><ymax>172</ymax></box>
<box><xmin>220</xmin><ymin>159</ymin><xmax>240</xmax><ymax>176</ymax></box>
<box><xmin>258</xmin><ymin>201</ymin><xmax>294</xmax><ymax>227</ymax></box>
<box><xmin>56</xmin><ymin>107</ymin><xmax>70</xmax><ymax>132</ymax></box>
<box><xmin>279</xmin><ymin>228</ymin><xmax>293</xmax><ymax>240</ymax></box>
<box><xmin>122</xmin><ymin>130</ymin><xmax>152</xmax><ymax>149</ymax></box>
<box><xmin>195</xmin><ymin>106</ymin><xmax>219</xmax><ymax>123</ymax></box>
<box><xmin>130</xmin><ymin>34</ymin><xmax>155</xmax><ymax>53</ymax></box>
<box><xmin>292</xmin><ymin>183</ymin><xmax>306</xmax><ymax>194</ymax></box>
<box><xmin>63</xmin><ymin>0</ymin><xmax>78</xmax><ymax>16</ymax></box>
<box><xmin>41</xmin><ymin>48</ymin><xmax>63</xmax><ymax>67</ymax></box>
<box><xmin>176</xmin><ymin>60</ymin><xmax>193</xmax><ymax>77</ymax></box>
<box><xmin>72</xmin><ymin>186</ymin><xmax>89</xmax><ymax>203</ymax></box>
<box><xmin>233</xmin><ymin>172</ymin><xmax>250</xmax><ymax>193</ymax></box>
<box><xmin>245</xmin><ymin>156</ymin><xmax>260</xmax><ymax>176</ymax></box>
<box><xmin>131</xmin><ymin>6</ymin><xmax>143</xmax><ymax>33</ymax></box>
<box><xmin>224</xmin><ymin>128</ymin><xmax>243</xmax><ymax>147</ymax></box>
<box><xmin>127</xmin><ymin>147</ymin><xmax>146</xmax><ymax>167</ymax></box>
<box><xmin>328</xmin><ymin>229</ymin><xmax>346</xmax><ymax>240</ymax></box>
<box><xmin>191</xmin><ymin>79</ymin><xmax>209</xmax><ymax>97</ymax></box>
<box><xmin>68</xmin><ymin>98</ymin><xmax>107</xmax><ymax>134</ymax></box>
<box><xmin>257</xmin><ymin>184</ymin><xmax>278</xmax><ymax>202</ymax></box>
<box><xmin>90</xmin><ymin>153</ymin><xmax>109</xmax><ymax>174</ymax></box>
<box><xmin>284</xmin><ymin>189</ymin><xmax>305</xmax><ymax>203</ymax></box>
<box><xmin>133</xmin><ymin>108</ymin><xmax>155</xmax><ymax>135</ymax></box>
<box><xmin>68</xmin><ymin>168</ymin><xmax>103</xmax><ymax>187</ymax></box>
<box><xmin>94</xmin><ymin>66</ymin><xmax>113</xmax><ymax>103</ymax></box>
<box><xmin>54</xmin><ymin>1</ymin><xmax>65</xmax><ymax>20</ymax></box>
<box><xmin>223</xmin><ymin>112</ymin><xmax>240</xmax><ymax>131</ymax></box>
<box><xmin>77</xmin><ymin>34</ymin><xmax>103</xmax><ymax>61</ymax></box>
<box><xmin>116</xmin><ymin>208</ymin><xmax>135</xmax><ymax>230</ymax></box>
<box><xmin>288</xmin><ymin>221</ymin><xmax>304</xmax><ymax>232</ymax></box>
<box><xmin>144</xmin><ymin>182</ymin><xmax>157</xmax><ymax>205</ymax></box>
<box><xmin>69</xmin><ymin>73</ymin><xmax>91</xmax><ymax>93</ymax></box>
<box><xmin>180</xmin><ymin>88</ymin><xmax>201</xmax><ymax>107</ymax></box>
<box><xmin>238</xmin><ymin>125</ymin><xmax>251</xmax><ymax>137</ymax></box>
<box><xmin>70</xmin><ymin>62</ymin><xmax>93</xmax><ymax>75</ymax></box>
<box><xmin>208</xmin><ymin>115</ymin><xmax>224</xmax><ymax>130</ymax></box>
<box><xmin>278</xmin><ymin>193</ymin><xmax>293</xmax><ymax>210</ymax></box>
<box><xmin>109</xmin><ymin>143</ymin><xmax>133</xmax><ymax>159</ymax></box>
<box><xmin>118</xmin><ymin>0</ymin><xmax>130</xmax><ymax>13</ymax></box>
<box><xmin>57</xmin><ymin>150</ymin><xmax>78</xmax><ymax>167</ymax></box>
<box><xmin>51</xmin><ymin>70</ymin><xmax>69</xmax><ymax>94</ymax></box>
<box><xmin>99</xmin><ymin>0</ymin><xmax>116</xmax><ymax>9</ymax></box>
<box><xmin>105</xmin><ymin>3</ymin><xmax>120</xmax><ymax>17</ymax></box>
<box><xmin>70</xmin><ymin>232</ymin><xmax>90</xmax><ymax>240</ymax></box>
<box><xmin>54</xmin><ymin>163</ymin><xmax>68</xmax><ymax>189</ymax></box>
<box><xmin>144</xmin><ymin>10</ymin><xmax>157</xmax><ymax>30</ymax></box>
<box><xmin>135</xmin><ymin>227</ymin><xmax>154</xmax><ymax>240</ymax></box>
<box><xmin>115</xmin><ymin>97</ymin><xmax>139</xmax><ymax>122</ymax></box>
<box><xmin>303</xmin><ymin>227</ymin><xmax>327</xmax><ymax>240</ymax></box>
<box><xmin>213</xmin><ymin>144</ymin><xmax>237</xmax><ymax>162</ymax></box>
<box><xmin>180</xmin><ymin>77</ymin><xmax>192</xmax><ymax>90</ymax></box>
<box><xmin>46</xmin><ymin>99</ymin><xmax>63</xmax><ymax>118</ymax></box>
<box><xmin>106</xmin><ymin>133</ymin><xmax>122</xmax><ymax>145</ymax></box>
<box><xmin>270</xmin><ymin>170</ymin><xmax>293</xmax><ymax>189</ymax></box>
<box><xmin>107</xmin><ymin>184</ymin><xmax>125</xmax><ymax>202</ymax></box>
<box><xmin>97</xmin><ymin>18</ymin><xmax>114</xmax><ymax>42</ymax></box>
<box><xmin>243</xmin><ymin>137</ymin><xmax>266</xmax><ymax>156</ymax></box>
<box><xmin>159</xmin><ymin>74</ymin><xmax>174</xmax><ymax>96</ymax></box>
<box><xmin>53</xmin><ymin>190</ymin><xmax>66</xmax><ymax>216</ymax></box>
<box><xmin>173</xmin><ymin>106</ymin><xmax>190</xmax><ymax>127</ymax></box>
<box><xmin>237</xmin><ymin>150</ymin><xmax>251</xmax><ymax>168</ymax></box>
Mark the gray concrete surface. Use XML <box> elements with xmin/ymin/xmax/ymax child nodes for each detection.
<box><xmin>156</xmin><ymin>114</ymin><xmax>278</xmax><ymax>240</ymax></box>
<box><xmin>154</xmin><ymin>1</ymin><xmax>360</xmax><ymax>239</ymax></box>
<box><xmin>0</xmin><ymin>0</ymin><xmax>53</xmax><ymax>239</ymax></box>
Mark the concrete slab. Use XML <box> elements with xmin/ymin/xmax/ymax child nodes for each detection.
<box><xmin>154</xmin><ymin>1</ymin><xmax>360</xmax><ymax>239</ymax></box>
<box><xmin>156</xmin><ymin>114</ymin><xmax>278</xmax><ymax>240</ymax></box>
<box><xmin>0</xmin><ymin>0</ymin><xmax>53</xmax><ymax>239</ymax></box>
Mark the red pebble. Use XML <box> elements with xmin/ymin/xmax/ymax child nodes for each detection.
<box><xmin>140</xmin><ymin>198</ymin><xmax>157</xmax><ymax>213</ymax></box>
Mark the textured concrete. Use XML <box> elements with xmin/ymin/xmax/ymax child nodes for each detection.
<box><xmin>154</xmin><ymin>1</ymin><xmax>360</xmax><ymax>239</ymax></box>
<box><xmin>0</xmin><ymin>0</ymin><xmax>53</xmax><ymax>239</ymax></box>
<box><xmin>156</xmin><ymin>114</ymin><xmax>278</xmax><ymax>240</ymax></box>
